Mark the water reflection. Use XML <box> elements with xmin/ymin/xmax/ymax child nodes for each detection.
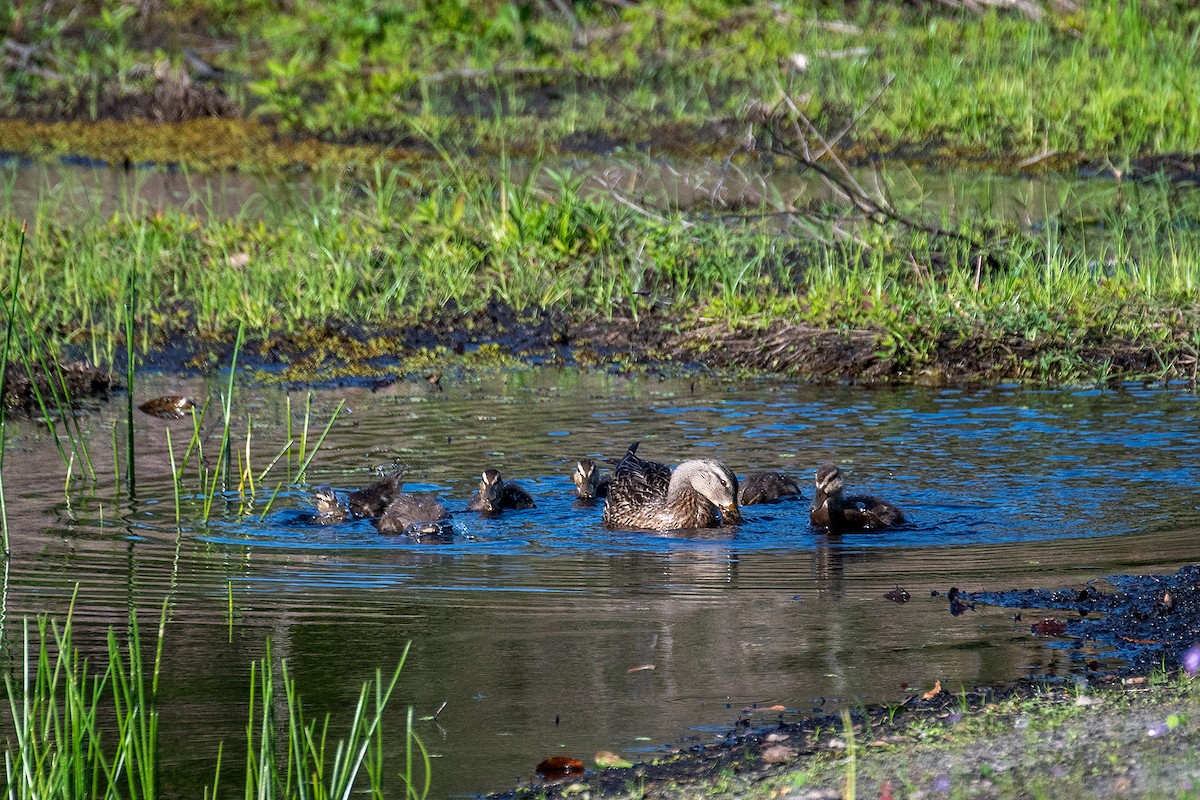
<box><xmin>1</xmin><ymin>370</ymin><xmax>1198</xmax><ymax>797</ymax></box>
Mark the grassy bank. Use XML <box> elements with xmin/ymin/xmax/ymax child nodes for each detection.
<box><xmin>521</xmin><ymin>673</ymin><xmax>1200</xmax><ymax>800</ymax></box>
<box><xmin>2</xmin><ymin>1</ymin><xmax>1200</xmax><ymax>164</ymax></box>
<box><xmin>3</xmin><ymin>158</ymin><xmax>1200</xmax><ymax>384</ymax></box>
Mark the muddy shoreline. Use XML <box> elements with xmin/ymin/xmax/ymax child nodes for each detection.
<box><xmin>494</xmin><ymin>566</ymin><xmax>1200</xmax><ymax>800</ymax></box>
<box><xmin>69</xmin><ymin>302</ymin><xmax>1200</xmax><ymax>392</ymax></box>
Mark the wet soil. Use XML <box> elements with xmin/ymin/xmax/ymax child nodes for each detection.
<box><xmin>148</xmin><ymin>302</ymin><xmax>1199</xmax><ymax>388</ymax></box>
<box><xmin>2</xmin><ymin>359</ymin><xmax>118</xmax><ymax>412</ymax></box>
<box><xmin>495</xmin><ymin>566</ymin><xmax>1200</xmax><ymax>800</ymax></box>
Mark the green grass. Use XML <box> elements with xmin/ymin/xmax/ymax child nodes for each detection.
<box><xmin>3</xmin><ymin>157</ymin><xmax>1200</xmax><ymax>384</ymax></box>
<box><xmin>1</xmin><ymin>601</ymin><xmax>428</xmax><ymax>800</ymax></box>
<box><xmin>2</xmin><ymin>1</ymin><xmax>1200</xmax><ymax>160</ymax></box>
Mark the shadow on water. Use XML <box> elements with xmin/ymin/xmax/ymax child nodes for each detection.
<box><xmin>2</xmin><ymin>368</ymin><xmax>1199</xmax><ymax>796</ymax></box>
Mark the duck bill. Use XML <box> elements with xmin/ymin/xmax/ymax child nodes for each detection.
<box><xmin>720</xmin><ymin>504</ymin><xmax>743</xmax><ymax>525</ymax></box>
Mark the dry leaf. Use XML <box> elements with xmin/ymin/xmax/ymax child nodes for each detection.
<box><xmin>535</xmin><ymin>756</ymin><xmax>585</xmax><ymax>780</ymax></box>
<box><xmin>766</xmin><ymin>704</ymin><xmax>787</xmax><ymax>711</ymax></box>
<box><xmin>228</xmin><ymin>252</ymin><xmax>251</xmax><ymax>268</ymax></box>
<box><xmin>138</xmin><ymin>396</ymin><xmax>196</xmax><ymax>419</ymax></box>
<box><xmin>594</xmin><ymin>751</ymin><xmax>632</xmax><ymax>769</ymax></box>
<box><xmin>1031</xmin><ymin>618</ymin><xmax>1067</xmax><ymax>636</ymax></box>
<box><xmin>922</xmin><ymin>680</ymin><xmax>942</xmax><ymax>700</ymax></box>
<box><xmin>626</xmin><ymin>664</ymin><xmax>655</xmax><ymax>673</ymax></box>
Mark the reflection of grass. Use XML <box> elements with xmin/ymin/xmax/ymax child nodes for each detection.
<box><xmin>4</xmin><ymin>161</ymin><xmax>1200</xmax><ymax>384</ymax></box>
<box><xmin>1</xmin><ymin>603</ymin><xmax>426</xmax><ymax>800</ymax></box>
<box><xmin>2</xmin><ymin>2</ymin><xmax>1199</xmax><ymax>160</ymax></box>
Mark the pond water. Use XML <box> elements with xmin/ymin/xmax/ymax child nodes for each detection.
<box><xmin>3</xmin><ymin>369</ymin><xmax>1199</xmax><ymax>797</ymax></box>
<box><xmin>2</xmin><ymin>153</ymin><xmax>1124</xmax><ymax>229</ymax></box>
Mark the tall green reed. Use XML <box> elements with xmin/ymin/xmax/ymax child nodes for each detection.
<box><xmin>2</xmin><ymin>603</ymin><xmax>427</xmax><ymax>800</ymax></box>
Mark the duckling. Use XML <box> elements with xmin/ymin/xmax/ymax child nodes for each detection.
<box><xmin>739</xmin><ymin>471</ymin><xmax>802</xmax><ymax>506</ymax></box>
<box><xmin>466</xmin><ymin>468</ymin><xmax>536</xmax><ymax>513</ymax></box>
<box><xmin>573</xmin><ymin>458</ymin><xmax>611</xmax><ymax>501</ymax></box>
<box><xmin>809</xmin><ymin>463</ymin><xmax>904</xmax><ymax>531</ymax></box>
<box><xmin>312</xmin><ymin>487</ymin><xmax>348</xmax><ymax>524</ymax></box>
<box><xmin>601</xmin><ymin>442</ymin><xmax>742</xmax><ymax>531</ymax></box>
<box><xmin>377</xmin><ymin>493</ymin><xmax>453</xmax><ymax>539</ymax></box>
<box><xmin>347</xmin><ymin>469</ymin><xmax>406</xmax><ymax>518</ymax></box>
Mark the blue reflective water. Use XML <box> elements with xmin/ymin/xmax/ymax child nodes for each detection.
<box><xmin>3</xmin><ymin>370</ymin><xmax>1199</xmax><ymax>798</ymax></box>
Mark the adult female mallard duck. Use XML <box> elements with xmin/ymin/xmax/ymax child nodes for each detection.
<box><xmin>377</xmin><ymin>494</ymin><xmax>453</xmax><ymax>539</ymax></box>
<box><xmin>572</xmin><ymin>458</ymin><xmax>611</xmax><ymax>501</ymax></box>
<box><xmin>810</xmin><ymin>463</ymin><xmax>904</xmax><ymax>531</ymax></box>
<box><xmin>466</xmin><ymin>468</ymin><xmax>536</xmax><ymax>513</ymax></box>
<box><xmin>601</xmin><ymin>442</ymin><xmax>742</xmax><ymax>531</ymax></box>
<box><xmin>739</xmin><ymin>471</ymin><xmax>802</xmax><ymax>505</ymax></box>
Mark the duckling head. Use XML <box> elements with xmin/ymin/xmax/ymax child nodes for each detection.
<box><xmin>814</xmin><ymin>463</ymin><xmax>845</xmax><ymax>497</ymax></box>
<box><xmin>313</xmin><ymin>487</ymin><xmax>342</xmax><ymax>516</ymax></box>
<box><xmin>573</xmin><ymin>459</ymin><xmax>600</xmax><ymax>498</ymax></box>
<box><xmin>477</xmin><ymin>468</ymin><xmax>503</xmax><ymax>510</ymax></box>
<box><xmin>680</xmin><ymin>459</ymin><xmax>742</xmax><ymax>524</ymax></box>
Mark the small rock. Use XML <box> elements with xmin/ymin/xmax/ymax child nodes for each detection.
<box><xmin>762</xmin><ymin>744</ymin><xmax>798</xmax><ymax>764</ymax></box>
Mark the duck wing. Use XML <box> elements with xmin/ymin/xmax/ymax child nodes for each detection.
<box><xmin>500</xmin><ymin>481</ymin><xmax>536</xmax><ymax>510</ymax></box>
<box><xmin>348</xmin><ymin>469</ymin><xmax>406</xmax><ymax>518</ymax></box>
<box><xmin>610</xmin><ymin>442</ymin><xmax>671</xmax><ymax>502</ymax></box>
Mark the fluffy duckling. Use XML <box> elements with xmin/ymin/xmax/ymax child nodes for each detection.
<box><xmin>739</xmin><ymin>471</ymin><xmax>802</xmax><ymax>505</ymax></box>
<box><xmin>312</xmin><ymin>487</ymin><xmax>348</xmax><ymax>524</ymax></box>
<box><xmin>573</xmin><ymin>458</ymin><xmax>611</xmax><ymax>501</ymax></box>
<box><xmin>377</xmin><ymin>494</ymin><xmax>453</xmax><ymax>539</ymax></box>
<box><xmin>809</xmin><ymin>463</ymin><xmax>904</xmax><ymax>531</ymax></box>
<box><xmin>347</xmin><ymin>469</ymin><xmax>406</xmax><ymax>518</ymax></box>
<box><xmin>601</xmin><ymin>442</ymin><xmax>742</xmax><ymax>531</ymax></box>
<box><xmin>466</xmin><ymin>468</ymin><xmax>536</xmax><ymax>513</ymax></box>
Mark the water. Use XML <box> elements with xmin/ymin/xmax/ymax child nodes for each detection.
<box><xmin>3</xmin><ymin>369</ymin><xmax>1199</xmax><ymax>797</ymax></box>
<box><xmin>1</xmin><ymin>153</ymin><xmax>1122</xmax><ymax>228</ymax></box>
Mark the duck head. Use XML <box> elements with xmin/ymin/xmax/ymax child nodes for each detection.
<box><xmin>573</xmin><ymin>459</ymin><xmax>601</xmax><ymax>499</ymax></box>
<box><xmin>477</xmin><ymin>468</ymin><xmax>503</xmax><ymax>511</ymax></box>
<box><xmin>814</xmin><ymin>463</ymin><xmax>845</xmax><ymax>498</ymax></box>
<box><xmin>313</xmin><ymin>487</ymin><xmax>342</xmax><ymax>516</ymax></box>
<box><xmin>684</xmin><ymin>459</ymin><xmax>742</xmax><ymax>524</ymax></box>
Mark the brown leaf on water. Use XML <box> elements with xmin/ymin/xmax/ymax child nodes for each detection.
<box><xmin>1118</xmin><ymin>634</ymin><xmax>1164</xmax><ymax>645</ymax></box>
<box><xmin>535</xmin><ymin>756</ymin><xmax>585</xmax><ymax>780</ymax></box>
<box><xmin>138</xmin><ymin>396</ymin><xmax>195</xmax><ymax>419</ymax></box>
<box><xmin>765</xmin><ymin>704</ymin><xmax>787</xmax><ymax>711</ymax></box>
<box><xmin>761</xmin><ymin>744</ymin><xmax>798</xmax><ymax>764</ymax></box>
<box><xmin>626</xmin><ymin>664</ymin><xmax>655</xmax><ymax>673</ymax></box>
<box><xmin>922</xmin><ymin>680</ymin><xmax>942</xmax><ymax>700</ymax></box>
<box><xmin>1031</xmin><ymin>618</ymin><xmax>1067</xmax><ymax>636</ymax></box>
<box><xmin>883</xmin><ymin>587</ymin><xmax>911</xmax><ymax>603</ymax></box>
<box><xmin>594</xmin><ymin>751</ymin><xmax>633</xmax><ymax>769</ymax></box>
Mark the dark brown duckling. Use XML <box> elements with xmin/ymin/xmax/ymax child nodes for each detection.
<box><xmin>739</xmin><ymin>471</ymin><xmax>802</xmax><ymax>506</ymax></box>
<box><xmin>810</xmin><ymin>463</ymin><xmax>904</xmax><ymax>531</ymax></box>
<box><xmin>573</xmin><ymin>459</ymin><xmax>611</xmax><ymax>501</ymax></box>
<box><xmin>377</xmin><ymin>494</ymin><xmax>453</xmax><ymax>539</ymax></box>
<box><xmin>466</xmin><ymin>468</ymin><xmax>536</xmax><ymax>513</ymax></box>
<box><xmin>312</xmin><ymin>487</ymin><xmax>348</xmax><ymax>524</ymax></box>
<box><xmin>601</xmin><ymin>442</ymin><xmax>742</xmax><ymax>531</ymax></box>
<box><xmin>347</xmin><ymin>469</ymin><xmax>407</xmax><ymax>518</ymax></box>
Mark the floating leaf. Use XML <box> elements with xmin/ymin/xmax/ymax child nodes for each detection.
<box><xmin>1031</xmin><ymin>618</ymin><xmax>1067</xmax><ymax>636</ymax></box>
<box><xmin>626</xmin><ymin>664</ymin><xmax>655</xmax><ymax>673</ymax></box>
<box><xmin>594</xmin><ymin>751</ymin><xmax>633</xmax><ymax>769</ymax></box>
<box><xmin>536</xmin><ymin>756</ymin><xmax>585</xmax><ymax>780</ymax></box>
<box><xmin>138</xmin><ymin>395</ymin><xmax>195</xmax><ymax>419</ymax></box>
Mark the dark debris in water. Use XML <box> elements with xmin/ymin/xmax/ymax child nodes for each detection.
<box><xmin>966</xmin><ymin>565</ymin><xmax>1200</xmax><ymax>675</ymax></box>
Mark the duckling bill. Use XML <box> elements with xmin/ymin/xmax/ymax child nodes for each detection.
<box><xmin>601</xmin><ymin>442</ymin><xmax>742</xmax><ymax>531</ymax></box>
<box><xmin>809</xmin><ymin>463</ymin><xmax>904</xmax><ymax>531</ymax></box>
<box><xmin>466</xmin><ymin>468</ymin><xmax>536</xmax><ymax>513</ymax></box>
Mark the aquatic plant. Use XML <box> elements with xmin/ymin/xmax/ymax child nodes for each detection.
<box><xmin>1</xmin><ymin>602</ymin><xmax>428</xmax><ymax>800</ymax></box>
